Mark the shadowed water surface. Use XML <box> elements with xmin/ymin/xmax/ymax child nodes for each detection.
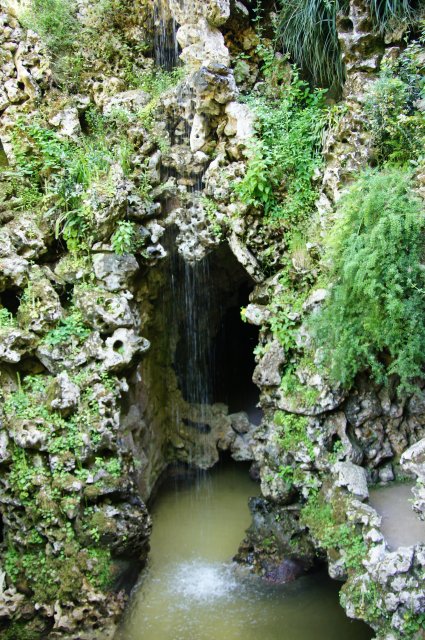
<box><xmin>115</xmin><ymin>463</ymin><xmax>372</xmax><ymax>640</ymax></box>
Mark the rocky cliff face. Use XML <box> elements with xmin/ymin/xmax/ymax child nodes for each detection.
<box><xmin>0</xmin><ymin>0</ymin><xmax>424</xmax><ymax>638</ymax></box>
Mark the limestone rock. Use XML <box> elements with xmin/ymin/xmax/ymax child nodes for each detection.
<box><xmin>75</xmin><ymin>288</ymin><xmax>135</xmax><ymax>332</ymax></box>
<box><xmin>190</xmin><ymin>113</ymin><xmax>210</xmax><ymax>152</ymax></box>
<box><xmin>49</xmin><ymin>107</ymin><xmax>82</xmax><ymax>141</ymax></box>
<box><xmin>224</xmin><ymin>101</ymin><xmax>254</xmax><ymax>159</ymax></box>
<box><xmin>9</xmin><ymin>418</ymin><xmax>50</xmax><ymax>450</ymax></box>
<box><xmin>102</xmin><ymin>90</ymin><xmax>151</xmax><ymax>116</ymax></box>
<box><xmin>253</xmin><ymin>340</ymin><xmax>286</xmax><ymax>387</ymax></box>
<box><xmin>345</xmin><ymin>389</ymin><xmax>382</xmax><ymax>427</ymax></box>
<box><xmin>17</xmin><ymin>273</ymin><xmax>63</xmax><ymax>335</ymax></box>
<box><xmin>92</xmin><ymin>253</ymin><xmax>139</xmax><ymax>292</ymax></box>
<box><xmin>0</xmin><ymin>327</ymin><xmax>37</xmax><ymax>363</ymax></box>
<box><xmin>228</xmin><ymin>233</ymin><xmax>264</xmax><ymax>283</ymax></box>
<box><xmin>48</xmin><ymin>372</ymin><xmax>80</xmax><ymax>416</ymax></box>
<box><xmin>401</xmin><ymin>438</ymin><xmax>425</xmax><ymax>519</ymax></box>
<box><xmin>333</xmin><ymin>461</ymin><xmax>369</xmax><ymax>500</ymax></box>
<box><xmin>101</xmin><ymin>328</ymin><xmax>150</xmax><ymax>372</ymax></box>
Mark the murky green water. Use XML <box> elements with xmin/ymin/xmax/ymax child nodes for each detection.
<box><xmin>115</xmin><ymin>463</ymin><xmax>372</xmax><ymax>640</ymax></box>
<box><xmin>369</xmin><ymin>483</ymin><xmax>425</xmax><ymax>550</ymax></box>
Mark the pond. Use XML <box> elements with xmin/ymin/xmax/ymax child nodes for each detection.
<box><xmin>115</xmin><ymin>462</ymin><xmax>372</xmax><ymax>640</ymax></box>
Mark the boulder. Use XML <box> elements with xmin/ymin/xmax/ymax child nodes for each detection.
<box><xmin>92</xmin><ymin>253</ymin><xmax>139</xmax><ymax>292</ymax></box>
<box><xmin>333</xmin><ymin>461</ymin><xmax>369</xmax><ymax>500</ymax></box>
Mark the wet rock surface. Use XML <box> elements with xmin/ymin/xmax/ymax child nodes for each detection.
<box><xmin>0</xmin><ymin>0</ymin><xmax>425</xmax><ymax>638</ymax></box>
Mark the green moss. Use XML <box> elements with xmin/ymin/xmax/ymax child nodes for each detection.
<box><xmin>1</xmin><ymin>622</ymin><xmax>40</xmax><ymax>640</ymax></box>
<box><xmin>301</xmin><ymin>491</ymin><xmax>366</xmax><ymax>572</ymax></box>
<box><xmin>274</xmin><ymin>411</ymin><xmax>315</xmax><ymax>460</ymax></box>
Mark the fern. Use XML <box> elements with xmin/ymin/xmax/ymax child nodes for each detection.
<box><xmin>311</xmin><ymin>167</ymin><xmax>425</xmax><ymax>391</ymax></box>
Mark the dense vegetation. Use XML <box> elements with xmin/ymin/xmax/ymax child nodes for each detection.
<box><xmin>236</xmin><ymin>68</ymin><xmax>327</xmax><ymax>227</ymax></box>
<box><xmin>312</xmin><ymin>37</ymin><xmax>425</xmax><ymax>391</ymax></box>
<box><xmin>276</xmin><ymin>0</ymin><xmax>422</xmax><ymax>89</ymax></box>
<box><xmin>312</xmin><ymin>168</ymin><xmax>424</xmax><ymax>391</ymax></box>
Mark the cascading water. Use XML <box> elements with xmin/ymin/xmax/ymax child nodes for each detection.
<box><xmin>153</xmin><ymin>0</ymin><xmax>179</xmax><ymax>71</ymax></box>
<box><xmin>115</xmin><ymin>463</ymin><xmax>373</xmax><ymax>640</ymax></box>
<box><xmin>120</xmin><ymin>6</ymin><xmax>372</xmax><ymax>639</ymax></box>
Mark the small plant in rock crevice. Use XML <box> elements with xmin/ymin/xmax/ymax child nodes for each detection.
<box><xmin>274</xmin><ymin>411</ymin><xmax>315</xmax><ymax>460</ymax></box>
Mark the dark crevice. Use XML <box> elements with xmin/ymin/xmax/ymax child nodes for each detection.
<box><xmin>0</xmin><ymin>288</ymin><xmax>22</xmax><ymax>314</ymax></box>
<box><xmin>173</xmin><ymin>243</ymin><xmax>260</xmax><ymax>417</ymax></box>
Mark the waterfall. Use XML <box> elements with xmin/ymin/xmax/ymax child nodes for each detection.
<box><xmin>153</xmin><ymin>0</ymin><xmax>179</xmax><ymax>71</ymax></box>
<box><xmin>152</xmin><ymin>0</ymin><xmax>215</xmax><ymax>467</ymax></box>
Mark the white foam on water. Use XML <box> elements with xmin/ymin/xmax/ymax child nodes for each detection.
<box><xmin>168</xmin><ymin>560</ymin><xmax>240</xmax><ymax>603</ymax></box>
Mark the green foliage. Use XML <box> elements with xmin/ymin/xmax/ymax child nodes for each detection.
<box><xmin>86</xmin><ymin>548</ymin><xmax>113</xmax><ymax>589</ymax></box>
<box><xmin>7</xmin><ymin>115</ymin><xmax>144</xmax><ymax>253</ymax></box>
<box><xmin>364</xmin><ymin>37</ymin><xmax>425</xmax><ymax>164</ymax></box>
<box><xmin>274</xmin><ymin>411</ymin><xmax>315</xmax><ymax>460</ymax></box>
<box><xmin>276</xmin><ymin>0</ymin><xmax>344</xmax><ymax>90</ymax></box>
<box><xmin>311</xmin><ymin>167</ymin><xmax>425</xmax><ymax>391</ymax></box>
<box><xmin>11</xmin><ymin>120</ymin><xmax>67</xmax><ymax>183</ymax></box>
<box><xmin>275</xmin><ymin>0</ymin><xmax>420</xmax><ymax>90</ymax></box>
<box><xmin>236</xmin><ymin>69</ymin><xmax>327</xmax><ymax>226</ymax></box>
<box><xmin>340</xmin><ymin>579</ymin><xmax>383</xmax><ymax>625</ymax></box>
<box><xmin>43</xmin><ymin>310</ymin><xmax>91</xmax><ymax>346</ymax></box>
<box><xmin>367</xmin><ymin>0</ymin><xmax>418</xmax><ymax>33</ymax></box>
<box><xmin>136</xmin><ymin>66</ymin><xmax>185</xmax><ymax>98</ymax></box>
<box><xmin>2</xmin><ymin>622</ymin><xmax>39</xmax><ymax>640</ymax></box>
<box><xmin>0</xmin><ymin>308</ymin><xmax>17</xmax><ymax>329</ymax></box>
<box><xmin>301</xmin><ymin>491</ymin><xmax>367</xmax><ymax>571</ymax></box>
<box><xmin>402</xmin><ymin>612</ymin><xmax>425</xmax><ymax>636</ymax></box>
<box><xmin>280</xmin><ymin>366</ymin><xmax>320</xmax><ymax>407</ymax></box>
<box><xmin>201</xmin><ymin>196</ymin><xmax>224</xmax><ymax>239</ymax></box>
<box><xmin>267</xmin><ymin>267</ymin><xmax>313</xmax><ymax>349</ymax></box>
<box><xmin>4</xmin><ymin>543</ymin><xmax>111</xmax><ymax>603</ymax></box>
<box><xmin>19</xmin><ymin>0</ymin><xmax>80</xmax><ymax>60</ymax></box>
<box><xmin>111</xmin><ymin>221</ymin><xmax>137</xmax><ymax>255</ymax></box>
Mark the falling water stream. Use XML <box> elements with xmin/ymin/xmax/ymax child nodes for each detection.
<box><xmin>115</xmin><ymin>463</ymin><xmax>372</xmax><ymax>640</ymax></box>
<box><xmin>121</xmin><ymin>9</ymin><xmax>373</xmax><ymax>639</ymax></box>
<box><xmin>153</xmin><ymin>0</ymin><xmax>179</xmax><ymax>70</ymax></box>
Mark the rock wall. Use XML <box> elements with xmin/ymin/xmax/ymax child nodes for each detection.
<box><xmin>0</xmin><ymin>0</ymin><xmax>424</xmax><ymax>638</ymax></box>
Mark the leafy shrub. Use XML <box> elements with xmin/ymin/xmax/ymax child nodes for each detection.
<box><xmin>364</xmin><ymin>36</ymin><xmax>425</xmax><ymax>164</ymax></box>
<box><xmin>20</xmin><ymin>0</ymin><xmax>80</xmax><ymax>60</ymax></box>
<box><xmin>311</xmin><ymin>167</ymin><xmax>425</xmax><ymax>391</ymax></box>
<box><xmin>235</xmin><ymin>69</ymin><xmax>327</xmax><ymax>226</ymax></box>
<box><xmin>111</xmin><ymin>221</ymin><xmax>137</xmax><ymax>255</ymax></box>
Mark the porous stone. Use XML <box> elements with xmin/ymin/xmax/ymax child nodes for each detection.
<box><xmin>333</xmin><ymin>461</ymin><xmax>369</xmax><ymax>500</ymax></box>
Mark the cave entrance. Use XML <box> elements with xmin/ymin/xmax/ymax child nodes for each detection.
<box><xmin>173</xmin><ymin>243</ymin><xmax>260</xmax><ymax>421</ymax></box>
